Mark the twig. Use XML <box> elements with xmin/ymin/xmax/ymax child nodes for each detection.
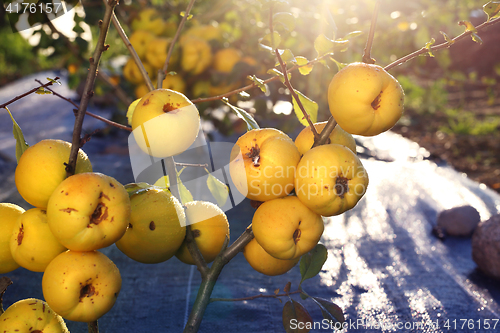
<box><xmin>362</xmin><ymin>0</ymin><xmax>380</xmax><ymax>64</ymax></box>
<box><xmin>190</xmin><ymin>55</ymin><xmax>330</xmax><ymax>104</ymax></box>
<box><xmin>183</xmin><ymin>226</ymin><xmax>254</xmax><ymax>333</ymax></box>
<box><xmin>44</xmin><ymin>11</ymin><xmax>132</xmax><ymax>106</ymax></box>
<box><xmin>158</xmin><ymin>0</ymin><xmax>197</xmax><ymax>87</ymax></box>
<box><xmin>97</xmin><ymin>71</ymin><xmax>133</xmax><ymax>106</ymax></box>
<box><xmin>275</xmin><ymin>49</ymin><xmax>320</xmax><ymax>140</ymax></box>
<box><xmin>0</xmin><ymin>78</ymin><xmax>59</xmax><ymax>110</ymax></box>
<box><xmin>88</xmin><ymin>320</ymin><xmax>99</xmax><ymax>333</ymax></box>
<box><xmin>66</xmin><ymin>0</ymin><xmax>117</xmax><ymax>176</ymax></box>
<box><xmin>185</xmin><ymin>225</ymin><xmax>209</xmax><ymax>279</ymax></box>
<box><xmin>0</xmin><ymin>277</ymin><xmax>13</xmax><ymax>315</ymax></box>
<box><xmin>384</xmin><ymin>16</ymin><xmax>500</xmax><ymax>71</ymax></box>
<box><xmin>111</xmin><ymin>12</ymin><xmax>155</xmax><ymax>91</ymax></box>
<box><xmin>35</xmin><ymin>80</ymin><xmax>132</xmax><ymax>132</ymax></box>
<box><xmin>312</xmin><ymin>116</ymin><xmax>337</xmax><ymax>148</ymax></box>
<box><xmin>210</xmin><ymin>290</ymin><xmax>301</xmax><ymax>303</ymax></box>
<box><xmin>175</xmin><ymin>162</ymin><xmax>209</xmax><ymax>168</ymax></box>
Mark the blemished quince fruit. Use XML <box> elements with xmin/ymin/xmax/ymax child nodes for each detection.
<box><xmin>131</xmin><ymin>8</ymin><xmax>166</xmax><ymax>36</ymax></box>
<box><xmin>295</xmin><ymin>144</ymin><xmax>369</xmax><ymax>217</ymax></box>
<box><xmin>243</xmin><ymin>238</ymin><xmax>300</xmax><ymax>276</ymax></box>
<box><xmin>116</xmin><ymin>186</ymin><xmax>186</xmax><ymax>264</ymax></box>
<box><xmin>0</xmin><ymin>203</ymin><xmax>25</xmax><ymax>274</ymax></box>
<box><xmin>129</xmin><ymin>30</ymin><xmax>155</xmax><ymax>60</ymax></box>
<box><xmin>180</xmin><ymin>36</ymin><xmax>213</xmax><ymax>75</ymax></box>
<box><xmin>229</xmin><ymin>128</ymin><xmax>301</xmax><ymax>202</ymax></box>
<box><xmin>251</xmin><ymin>196</ymin><xmax>324</xmax><ymax>260</ymax></box>
<box><xmin>145</xmin><ymin>37</ymin><xmax>178</xmax><ymax>69</ymax></box>
<box><xmin>328</xmin><ymin>62</ymin><xmax>404</xmax><ymax>136</ymax></box>
<box><xmin>46</xmin><ymin>172</ymin><xmax>130</xmax><ymax>251</ymax></box>
<box><xmin>123</xmin><ymin>58</ymin><xmax>154</xmax><ymax>85</ymax></box>
<box><xmin>213</xmin><ymin>47</ymin><xmax>242</xmax><ymax>73</ymax></box>
<box><xmin>294</xmin><ymin>122</ymin><xmax>357</xmax><ymax>156</ymax></box>
<box><xmin>15</xmin><ymin>139</ymin><xmax>92</xmax><ymax>208</ymax></box>
<box><xmin>10</xmin><ymin>208</ymin><xmax>67</xmax><ymax>272</ymax></box>
<box><xmin>0</xmin><ymin>298</ymin><xmax>69</xmax><ymax>333</ymax></box>
<box><xmin>130</xmin><ymin>89</ymin><xmax>200</xmax><ymax>158</ymax></box>
<box><xmin>42</xmin><ymin>250</ymin><xmax>122</xmax><ymax>322</ymax></box>
<box><xmin>175</xmin><ymin>201</ymin><xmax>229</xmax><ymax>265</ymax></box>
<box><xmin>162</xmin><ymin>74</ymin><xmax>187</xmax><ymax>94</ymax></box>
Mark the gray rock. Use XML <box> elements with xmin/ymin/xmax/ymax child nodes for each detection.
<box><xmin>472</xmin><ymin>214</ymin><xmax>500</xmax><ymax>279</ymax></box>
<box><xmin>436</xmin><ymin>205</ymin><xmax>480</xmax><ymax>236</ymax></box>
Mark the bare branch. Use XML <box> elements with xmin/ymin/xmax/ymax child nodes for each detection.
<box><xmin>385</xmin><ymin>16</ymin><xmax>500</xmax><ymax>71</ymax></box>
<box><xmin>66</xmin><ymin>0</ymin><xmax>118</xmax><ymax>177</ymax></box>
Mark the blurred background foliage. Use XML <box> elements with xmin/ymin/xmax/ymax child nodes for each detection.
<box><xmin>0</xmin><ymin>0</ymin><xmax>499</xmax><ymax>137</ymax></box>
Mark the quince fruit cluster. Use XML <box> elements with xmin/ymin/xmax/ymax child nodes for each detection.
<box><xmin>231</xmin><ymin>62</ymin><xmax>404</xmax><ymax>276</ymax></box>
<box><xmin>123</xmin><ymin>8</ymin><xmax>262</xmax><ymax>101</ymax></box>
<box><xmin>1</xmin><ymin>139</ymin><xmax>128</xmax><ymax>325</ymax></box>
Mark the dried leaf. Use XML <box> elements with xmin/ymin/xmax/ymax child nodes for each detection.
<box><xmin>312</xmin><ymin>297</ymin><xmax>345</xmax><ymax>324</ymax></box>
<box><xmin>282</xmin><ymin>299</ymin><xmax>313</xmax><ymax>333</ymax></box>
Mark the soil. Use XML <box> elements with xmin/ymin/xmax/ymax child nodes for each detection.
<box><xmin>391</xmin><ymin>81</ymin><xmax>500</xmax><ymax>194</ymax></box>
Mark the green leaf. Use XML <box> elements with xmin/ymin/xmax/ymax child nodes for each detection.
<box><xmin>311</xmin><ymin>297</ymin><xmax>345</xmax><ymax>324</ymax></box>
<box><xmin>177</xmin><ymin>167</ymin><xmax>194</xmax><ymax>204</ymax></box>
<box><xmin>458</xmin><ymin>20</ymin><xmax>482</xmax><ymax>44</ymax></box>
<box><xmin>180</xmin><ymin>11</ymin><xmax>193</xmax><ymax>20</ymax></box>
<box><xmin>314</xmin><ymin>34</ymin><xmax>349</xmax><ymax>57</ymax></box>
<box><xmin>35</xmin><ymin>87</ymin><xmax>52</xmax><ymax>95</ymax></box>
<box><xmin>247</xmin><ymin>75</ymin><xmax>267</xmax><ymax>93</ymax></box>
<box><xmin>292</xmin><ymin>90</ymin><xmax>318</xmax><ymax>127</ymax></box>
<box><xmin>205</xmin><ymin>168</ymin><xmax>229</xmax><ymax>206</ymax></box>
<box><xmin>342</xmin><ymin>30</ymin><xmax>363</xmax><ymax>40</ymax></box>
<box><xmin>126</xmin><ymin>98</ymin><xmax>142</xmax><ymax>126</ymax></box>
<box><xmin>424</xmin><ymin>38</ymin><xmax>436</xmax><ymax>57</ymax></box>
<box><xmin>330</xmin><ymin>58</ymin><xmax>346</xmax><ymax>71</ymax></box>
<box><xmin>471</xmin><ymin>33</ymin><xmax>483</xmax><ymax>44</ymax></box>
<box><xmin>221</xmin><ymin>98</ymin><xmax>259</xmax><ymax>131</ymax></box>
<box><xmin>439</xmin><ymin>31</ymin><xmax>454</xmax><ymax>45</ymax></box>
<box><xmin>275</xmin><ymin>49</ymin><xmax>295</xmax><ymax>66</ymax></box>
<box><xmin>5</xmin><ymin>107</ymin><xmax>29</xmax><ymax>163</ymax></box>
<box><xmin>294</xmin><ymin>56</ymin><xmax>313</xmax><ymax>75</ymax></box>
<box><xmin>154</xmin><ymin>176</ymin><xmax>170</xmax><ymax>188</ymax></box>
<box><xmin>299</xmin><ymin>243</ymin><xmax>327</xmax><ymax>285</ymax></box>
<box><xmin>282</xmin><ymin>300</ymin><xmax>313</xmax><ymax>333</ymax></box>
<box><xmin>273</xmin><ymin>12</ymin><xmax>295</xmax><ymax>32</ymax></box>
<box><xmin>483</xmin><ymin>1</ymin><xmax>500</xmax><ymax>21</ymax></box>
<box><xmin>46</xmin><ymin>77</ymin><xmax>61</xmax><ymax>85</ymax></box>
<box><xmin>259</xmin><ymin>31</ymin><xmax>281</xmax><ymax>51</ymax></box>
<box><xmin>267</xmin><ymin>68</ymin><xmax>291</xmax><ymax>83</ymax></box>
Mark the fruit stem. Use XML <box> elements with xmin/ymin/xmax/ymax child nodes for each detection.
<box><xmin>362</xmin><ymin>0</ymin><xmax>380</xmax><ymax>64</ymax></box>
<box><xmin>158</xmin><ymin>0</ymin><xmax>197</xmax><ymax>87</ymax></box>
<box><xmin>312</xmin><ymin>116</ymin><xmax>337</xmax><ymax>148</ymax></box>
<box><xmin>67</xmin><ymin>0</ymin><xmax>118</xmax><ymax>177</ymax></box>
<box><xmin>274</xmin><ymin>49</ymin><xmax>320</xmax><ymax>141</ymax></box>
<box><xmin>185</xmin><ymin>225</ymin><xmax>209</xmax><ymax>278</ymax></box>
